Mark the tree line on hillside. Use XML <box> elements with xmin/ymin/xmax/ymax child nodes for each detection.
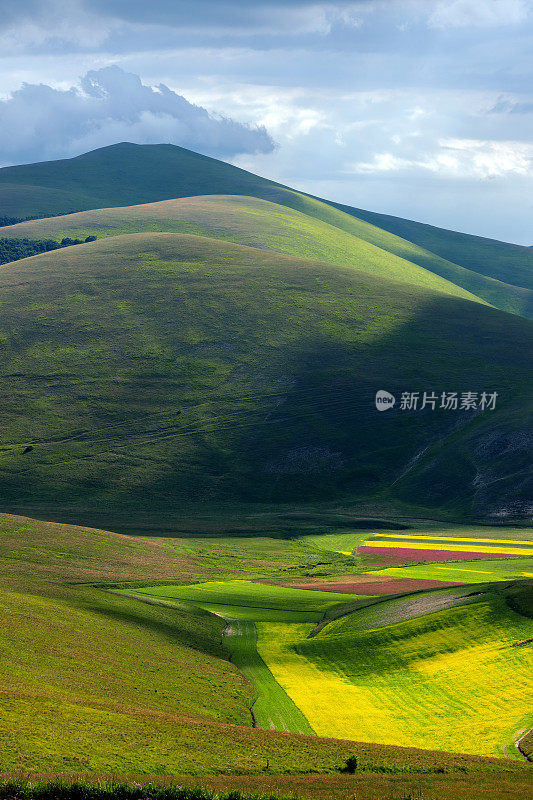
<box><xmin>0</xmin><ymin>235</ymin><xmax>97</xmax><ymax>265</ymax></box>
<box><xmin>0</xmin><ymin>216</ymin><xmax>28</xmax><ymax>226</ymax></box>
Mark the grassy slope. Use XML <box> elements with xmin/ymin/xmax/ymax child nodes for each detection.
<box><xmin>0</xmin><ymin>512</ymin><xmax>254</xmax><ymax>773</ymax></box>
<box><xmin>268</xmin><ymin>190</ymin><xmax>532</xmax><ymax>316</ymax></box>
<box><xmin>1</xmin><ymin>142</ymin><xmax>531</xmax><ymax>315</ymax></box>
<box><xmin>0</xmin><ymin>232</ymin><xmax>531</xmax><ymax>519</ymax></box>
<box><xmin>336</xmin><ymin>200</ymin><xmax>533</xmax><ymax>290</ymax></box>
<box><xmin>0</xmin><ymin>195</ymin><xmax>507</xmax><ymax>310</ymax></box>
<box><xmin>257</xmin><ymin>582</ymin><xmax>533</xmax><ymax>758</ymax></box>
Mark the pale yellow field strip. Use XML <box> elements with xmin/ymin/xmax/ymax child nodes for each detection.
<box><xmin>363</xmin><ymin>540</ymin><xmax>532</xmax><ymax>555</ymax></box>
<box><xmin>435</xmin><ymin>566</ymin><xmax>494</xmax><ymax>574</ymax></box>
<box><xmin>370</xmin><ymin>533</ymin><xmax>533</xmax><ymax>546</ymax></box>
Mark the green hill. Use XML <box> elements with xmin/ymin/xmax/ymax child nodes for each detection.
<box><xmin>0</xmin><ymin>195</ymin><xmax>489</xmax><ymax>304</ymax></box>
<box><xmin>0</xmin><ymin>142</ymin><xmax>281</xmax><ymax>218</ymax></box>
<box><xmin>1</xmin><ymin>142</ymin><xmax>531</xmax><ymax>317</ymax></box>
<box><xmin>0</xmin><ymin>232</ymin><xmax>530</xmax><ymax>523</ymax></box>
<box><xmin>336</xmin><ymin>201</ymin><xmax>533</xmax><ymax>290</ymax></box>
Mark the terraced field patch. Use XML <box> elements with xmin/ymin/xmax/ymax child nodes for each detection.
<box><xmin>286</xmin><ymin>574</ymin><xmax>467</xmax><ymax>593</ymax></box>
<box><xmin>133</xmin><ymin>580</ymin><xmax>363</xmax><ymax>613</ymax></box>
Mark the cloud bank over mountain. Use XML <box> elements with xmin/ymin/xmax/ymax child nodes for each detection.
<box><xmin>0</xmin><ymin>66</ymin><xmax>275</xmax><ymax>165</ymax></box>
<box><xmin>0</xmin><ymin>1</ymin><xmax>531</xmax><ymax>242</ymax></box>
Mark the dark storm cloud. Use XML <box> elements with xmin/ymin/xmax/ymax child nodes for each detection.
<box><xmin>0</xmin><ymin>66</ymin><xmax>275</xmax><ymax>165</ymax></box>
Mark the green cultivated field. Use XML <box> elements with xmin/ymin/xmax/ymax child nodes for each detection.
<box><xmin>0</xmin><ymin>511</ymin><xmax>530</xmax><ymax>798</ymax></box>
<box><xmin>221</xmin><ymin>617</ymin><xmax>314</xmax><ymax>734</ymax></box>
<box><xmin>368</xmin><ymin>557</ymin><xmax>533</xmax><ymax>583</ymax></box>
<box><xmin>130</xmin><ymin>579</ymin><xmax>361</xmax><ymax>735</ymax></box>
<box><xmin>133</xmin><ymin>579</ymin><xmax>363</xmax><ymax>612</ymax></box>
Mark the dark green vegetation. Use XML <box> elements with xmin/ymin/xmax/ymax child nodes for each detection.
<box><xmin>0</xmin><ymin>231</ymin><xmax>531</xmax><ymax>522</ymax></box>
<box><xmin>0</xmin><ymin>215</ymin><xmax>27</xmax><ymax>226</ymax></box>
<box><xmin>0</xmin><ymin>781</ymin><xmax>279</xmax><ymax>800</ymax></box>
<box><xmin>0</xmin><ymin>235</ymin><xmax>96</xmax><ymax>264</ymax></box>
<box><xmin>0</xmin><ymin>143</ymin><xmax>531</xmax><ymax>317</ymax></box>
<box><xmin>3</xmin><ymin>776</ymin><xmax>533</xmax><ymax>800</ymax></box>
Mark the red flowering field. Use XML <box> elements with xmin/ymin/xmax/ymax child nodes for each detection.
<box><xmin>289</xmin><ymin>577</ymin><xmax>465</xmax><ymax>594</ymax></box>
<box><xmin>358</xmin><ymin>545</ymin><xmax>510</xmax><ymax>563</ymax></box>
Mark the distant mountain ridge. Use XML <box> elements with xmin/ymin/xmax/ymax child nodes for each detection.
<box><xmin>0</xmin><ymin>142</ymin><xmax>531</xmax><ymax>316</ymax></box>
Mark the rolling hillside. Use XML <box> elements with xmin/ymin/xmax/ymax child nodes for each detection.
<box><xmin>0</xmin><ymin>195</ymin><xmax>488</xmax><ymax>304</ymax></box>
<box><xmin>0</xmin><ymin>231</ymin><xmax>531</xmax><ymax>523</ymax></box>
<box><xmin>1</xmin><ymin>142</ymin><xmax>531</xmax><ymax>317</ymax></box>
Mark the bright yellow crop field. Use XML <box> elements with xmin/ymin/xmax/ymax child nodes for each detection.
<box><xmin>255</xmin><ymin>595</ymin><xmax>533</xmax><ymax>758</ymax></box>
<box><xmin>362</xmin><ymin>532</ymin><xmax>533</xmax><ymax>556</ymax></box>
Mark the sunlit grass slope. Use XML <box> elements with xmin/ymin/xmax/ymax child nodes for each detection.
<box><xmin>2</xmin><ymin>142</ymin><xmax>531</xmax><ymax>314</ymax></box>
<box><xmin>269</xmin><ymin>190</ymin><xmax>532</xmax><ymax>316</ymax></box>
<box><xmin>257</xmin><ymin>582</ymin><xmax>533</xmax><ymax>758</ymax></box>
<box><xmin>0</xmin><ymin>195</ymin><xmax>484</xmax><ymax>304</ymax></box>
<box><xmin>0</xmin><ymin>232</ymin><xmax>531</xmax><ymax>518</ymax></box>
<box><xmin>339</xmin><ymin>201</ymin><xmax>533</xmax><ymax>290</ymax></box>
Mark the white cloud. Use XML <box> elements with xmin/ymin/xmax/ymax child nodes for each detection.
<box><xmin>348</xmin><ymin>138</ymin><xmax>533</xmax><ymax>179</ymax></box>
<box><xmin>428</xmin><ymin>0</ymin><xmax>530</xmax><ymax>29</ymax></box>
<box><xmin>0</xmin><ymin>66</ymin><xmax>275</xmax><ymax>165</ymax></box>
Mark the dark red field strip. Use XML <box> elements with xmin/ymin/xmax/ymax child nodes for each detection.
<box><xmin>358</xmin><ymin>545</ymin><xmax>508</xmax><ymax>562</ymax></box>
<box><xmin>289</xmin><ymin>578</ymin><xmax>466</xmax><ymax>594</ymax></box>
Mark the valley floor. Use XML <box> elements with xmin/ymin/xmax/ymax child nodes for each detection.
<box><xmin>0</xmin><ymin>511</ymin><xmax>531</xmax><ymax>799</ymax></box>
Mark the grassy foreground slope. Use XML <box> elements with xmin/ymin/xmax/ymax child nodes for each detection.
<box><xmin>1</xmin><ymin>142</ymin><xmax>531</xmax><ymax>314</ymax></box>
<box><xmin>0</xmin><ymin>232</ymin><xmax>531</xmax><ymax>519</ymax></box>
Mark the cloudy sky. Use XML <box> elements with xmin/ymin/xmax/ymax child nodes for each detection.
<box><xmin>0</xmin><ymin>0</ymin><xmax>532</xmax><ymax>244</ymax></box>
